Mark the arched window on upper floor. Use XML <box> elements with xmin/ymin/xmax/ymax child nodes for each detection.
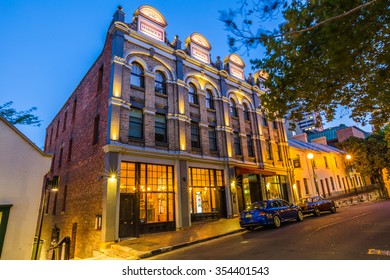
<box><xmin>206</xmin><ymin>90</ymin><xmax>214</xmax><ymax>110</ymax></box>
<box><xmin>188</xmin><ymin>84</ymin><xmax>198</xmax><ymax>104</ymax></box>
<box><xmin>155</xmin><ymin>71</ymin><xmax>166</xmax><ymax>94</ymax></box>
<box><xmin>243</xmin><ymin>103</ymin><xmax>250</xmax><ymax>121</ymax></box>
<box><xmin>131</xmin><ymin>63</ymin><xmax>144</xmax><ymax>88</ymax></box>
<box><xmin>230</xmin><ymin>98</ymin><xmax>237</xmax><ymax>117</ymax></box>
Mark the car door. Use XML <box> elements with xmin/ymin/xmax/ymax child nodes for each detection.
<box><xmin>278</xmin><ymin>200</ymin><xmax>292</xmax><ymax>221</ymax></box>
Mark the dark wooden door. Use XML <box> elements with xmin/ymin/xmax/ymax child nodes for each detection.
<box><xmin>119</xmin><ymin>193</ymin><xmax>137</xmax><ymax>238</ymax></box>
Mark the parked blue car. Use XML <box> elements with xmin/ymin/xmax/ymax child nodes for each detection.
<box><xmin>239</xmin><ymin>199</ymin><xmax>304</xmax><ymax>229</ymax></box>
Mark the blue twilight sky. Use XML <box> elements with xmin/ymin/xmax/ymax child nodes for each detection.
<box><xmin>0</xmin><ymin>0</ymin><xmax>372</xmax><ymax>149</ymax></box>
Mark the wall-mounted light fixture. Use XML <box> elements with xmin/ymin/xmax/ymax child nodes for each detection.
<box><xmin>95</xmin><ymin>214</ymin><xmax>102</xmax><ymax>230</ymax></box>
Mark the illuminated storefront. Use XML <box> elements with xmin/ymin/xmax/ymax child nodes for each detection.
<box><xmin>188</xmin><ymin>168</ymin><xmax>225</xmax><ymax>221</ymax></box>
<box><xmin>120</xmin><ymin>162</ymin><xmax>175</xmax><ymax>236</ymax></box>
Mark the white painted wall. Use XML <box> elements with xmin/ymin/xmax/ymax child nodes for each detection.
<box><xmin>0</xmin><ymin>119</ymin><xmax>51</xmax><ymax>259</ymax></box>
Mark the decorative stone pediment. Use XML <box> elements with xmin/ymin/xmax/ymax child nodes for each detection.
<box><xmin>133</xmin><ymin>5</ymin><xmax>167</xmax><ymax>42</ymax></box>
<box><xmin>224</xmin><ymin>54</ymin><xmax>245</xmax><ymax>80</ymax></box>
<box><xmin>185</xmin><ymin>33</ymin><xmax>211</xmax><ymax>64</ymax></box>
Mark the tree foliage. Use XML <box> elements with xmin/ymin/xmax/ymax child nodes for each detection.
<box><xmin>221</xmin><ymin>0</ymin><xmax>390</xmax><ymax>130</ymax></box>
<box><xmin>0</xmin><ymin>101</ymin><xmax>42</xmax><ymax>126</ymax></box>
<box><xmin>337</xmin><ymin>132</ymin><xmax>390</xmax><ymax>194</ymax></box>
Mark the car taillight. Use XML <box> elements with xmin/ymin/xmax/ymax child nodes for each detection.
<box><xmin>258</xmin><ymin>211</ymin><xmax>266</xmax><ymax>216</ymax></box>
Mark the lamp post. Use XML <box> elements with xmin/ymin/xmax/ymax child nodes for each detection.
<box><xmin>33</xmin><ymin>176</ymin><xmax>59</xmax><ymax>260</ymax></box>
<box><xmin>307</xmin><ymin>153</ymin><xmax>320</xmax><ymax>196</ymax></box>
<box><xmin>346</xmin><ymin>154</ymin><xmax>358</xmax><ymax>196</ymax></box>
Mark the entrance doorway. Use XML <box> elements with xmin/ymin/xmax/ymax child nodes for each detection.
<box><xmin>119</xmin><ymin>193</ymin><xmax>138</xmax><ymax>238</ymax></box>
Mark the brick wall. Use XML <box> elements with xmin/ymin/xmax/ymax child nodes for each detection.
<box><xmin>41</xmin><ymin>34</ymin><xmax>112</xmax><ymax>259</ymax></box>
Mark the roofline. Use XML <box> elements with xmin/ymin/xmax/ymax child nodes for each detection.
<box><xmin>0</xmin><ymin>116</ymin><xmax>53</xmax><ymax>158</ymax></box>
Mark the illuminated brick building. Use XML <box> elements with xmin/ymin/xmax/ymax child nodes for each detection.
<box><xmin>42</xmin><ymin>5</ymin><xmax>292</xmax><ymax>258</ymax></box>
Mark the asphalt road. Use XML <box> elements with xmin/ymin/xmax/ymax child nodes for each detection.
<box><xmin>150</xmin><ymin>200</ymin><xmax>390</xmax><ymax>260</ymax></box>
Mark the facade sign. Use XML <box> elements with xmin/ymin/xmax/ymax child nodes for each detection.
<box><xmin>191</xmin><ymin>45</ymin><xmax>210</xmax><ymax>64</ymax></box>
<box><xmin>230</xmin><ymin>64</ymin><xmax>245</xmax><ymax>80</ymax></box>
<box><xmin>138</xmin><ymin>18</ymin><xmax>164</xmax><ymax>42</ymax></box>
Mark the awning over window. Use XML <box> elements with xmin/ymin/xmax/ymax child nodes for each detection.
<box><xmin>235</xmin><ymin>167</ymin><xmax>276</xmax><ymax>176</ymax></box>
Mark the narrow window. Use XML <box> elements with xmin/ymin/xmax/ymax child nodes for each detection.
<box><xmin>93</xmin><ymin>114</ymin><xmax>100</xmax><ymax>145</ymax></box>
<box><xmin>62</xmin><ymin>185</ymin><xmax>68</xmax><ymax>212</ymax></box>
<box><xmin>63</xmin><ymin>111</ymin><xmax>67</xmax><ymax>131</ymax></box>
<box><xmin>129</xmin><ymin>108</ymin><xmax>143</xmax><ymax>139</ymax></box>
<box><xmin>188</xmin><ymin>84</ymin><xmax>198</xmax><ymax>104</ymax></box>
<box><xmin>155</xmin><ymin>114</ymin><xmax>167</xmax><ymax>143</ymax></box>
<box><xmin>234</xmin><ymin>132</ymin><xmax>241</xmax><ymax>155</ymax></box>
<box><xmin>67</xmin><ymin>138</ymin><xmax>73</xmax><ymax>162</ymax></box>
<box><xmin>208</xmin><ymin>126</ymin><xmax>217</xmax><ymax>151</ymax></box>
<box><xmin>262</xmin><ymin>115</ymin><xmax>268</xmax><ymax>126</ymax></box>
<box><xmin>230</xmin><ymin>99</ymin><xmax>237</xmax><ymax>117</ymax></box>
<box><xmin>72</xmin><ymin>98</ymin><xmax>77</xmax><ymax>122</ymax></box>
<box><xmin>155</xmin><ymin>71</ymin><xmax>166</xmax><ymax>94</ymax></box>
<box><xmin>273</xmin><ymin>120</ymin><xmax>278</xmax><ymax>129</ymax></box>
<box><xmin>58</xmin><ymin>147</ymin><xmax>63</xmax><ymax>169</ymax></box>
<box><xmin>266</xmin><ymin>139</ymin><xmax>273</xmax><ymax>159</ymax></box>
<box><xmin>56</xmin><ymin>119</ymin><xmax>60</xmax><ymax>139</ymax></box>
<box><xmin>334</xmin><ymin>156</ymin><xmax>338</xmax><ymax>168</ymax></box>
<box><xmin>97</xmin><ymin>65</ymin><xmax>103</xmax><ymax>92</ymax></box>
<box><xmin>243</xmin><ymin>103</ymin><xmax>250</xmax><ymax>121</ymax></box>
<box><xmin>247</xmin><ymin>135</ymin><xmax>254</xmax><ymax>157</ymax></box>
<box><xmin>206</xmin><ymin>90</ymin><xmax>214</xmax><ymax>109</ymax></box>
<box><xmin>276</xmin><ymin>142</ymin><xmax>282</xmax><ymax>160</ymax></box>
<box><xmin>191</xmin><ymin>122</ymin><xmax>200</xmax><ymax>148</ymax></box>
<box><xmin>303</xmin><ymin>178</ymin><xmax>309</xmax><ymax>195</ymax></box>
<box><xmin>324</xmin><ymin>156</ymin><xmax>328</xmax><ymax>168</ymax></box>
<box><xmin>131</xmin><ymin>63</ymin><xmax>144</xmax><ymax>88</ymax></box>
<box><xmin>330</xmin><ymin>177</ymin><xmax>335</xmax><ymax>190</ymax></box>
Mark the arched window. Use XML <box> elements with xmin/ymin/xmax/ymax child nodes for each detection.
<box><xmin>243</xmin><ymin>103</ymin><xmax>250</xmax><ymax>121</ymax></box>
<box><xmin>206</xmin><ymin>90</ymin><xmax>214</xmax><ymax>109</ymax></box>
<box><xmin>230</xmin><ymin>98</ymin><xmax>237</xmax><ymax>117</ymax></box>
<box><xmin>188</xmin><ymin>84</ymin><xmax>198</xmax><ymax>104</ymax></box>
<box><xmin>155</xmin><ymin>71</ymin><xmax>166</xmax><ymax>94</ymax></box>
<box><xmin>131</xmin><ymin>63</ymin><xmax>144</xmax><ymax>88</ymax></box>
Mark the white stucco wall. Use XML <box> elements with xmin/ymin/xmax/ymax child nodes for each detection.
<box><xmin>0</xmin><ymin>119</ymin><xmax>52</xmax><ymax>259</ymax></box>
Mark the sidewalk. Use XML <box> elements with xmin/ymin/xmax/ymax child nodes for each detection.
<box><xmin>94</xmin><ymin>218</ymin><xmax>243</xmax><ymax>260</ymax></box>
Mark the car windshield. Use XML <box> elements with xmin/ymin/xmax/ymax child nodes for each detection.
<box><xmin>247</xmin><ymin>201</ymin><xmax>268</xmax><ymax>210</ymax></box>
<box><xmin>300</xmin><ymin>196</ymin><xmax>321</xmax><ymax>203</ymax></box>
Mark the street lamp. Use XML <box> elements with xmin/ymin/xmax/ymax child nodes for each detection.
<box><xmin>33</xmin><ymin>176</ymin><xmax>59</xmax><ymax>260</ymax></box>
<box><xmin>345</xmin><ymin>154</ymin><xmax>358</xmax><ymax>196</ymax></box>
<box><xmin>307</xmin><ymin>153</ymin><xmax>320</xmax><ymax>196</ymax></box>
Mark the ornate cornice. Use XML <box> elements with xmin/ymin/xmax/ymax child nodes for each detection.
<box><xmin>109</xmin><ymin>97</ymin><xmax>131</xmax><ymax>109</ymax></box>
<box><xmin>112</xmin><ymin>55</ymin><xmax>126</xmax><ymax>66</ymax></box>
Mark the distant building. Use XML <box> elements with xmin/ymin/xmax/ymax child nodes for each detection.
<box><xmin>0</xmin><ymin>116</ymin><xmax>52</xmax><ymax>259</ymax></box>
<box><xmin>285</xmin><ymin>110</ymin><xmax>323</xmax><ymax>138</ymax></box>
<box><xmin>306</xmin><ymin>124</ymin><xmax>370</xmax><ymax>147</ymax></box>
<box><xmin>288</xmin><ymin>133</ymin><xmax>365</xmax><ymax>200</ymax></box>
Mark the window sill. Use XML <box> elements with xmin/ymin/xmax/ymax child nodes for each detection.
<box><xmin>155</xmin><ymin>92</ymin><xmax>168</xmax><ymax>98</ymax></box>
<box><xmin>128</xmin><ymin>137</ymin><xmax>144</xmax><ymax>143</ymax></box>
<box><xmin>190</xmin><ymin>103</ymin><xmax>200</xmax><ymax>108</ymax></box>
<box><xmin>207</xmin><ymin>108</ymin><xmax>216</xmax><ymax>113</ymax></box>
<box><xmin>156</xmin><ymin>141</ymin><xmax>168</xmax><ymax>147</ymax></box>
<box><xmin>131</xmin><ymin>85</ymin><xmax>145</xmax><ymax>91</ymax></box>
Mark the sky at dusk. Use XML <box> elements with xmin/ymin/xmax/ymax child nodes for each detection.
<box><xmin>0</xmin><ymin>0</ymin><xmax>372</xmax><ymax>150</ymax></box>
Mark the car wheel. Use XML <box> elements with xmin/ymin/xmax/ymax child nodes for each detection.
<box><xmin>330</xmin><ymin>205</ymin><xmax>336</xmax><ymax>213</ymax></box>
<box><xmin>273</xmin><ymin>215</ymin><xmax>281</xmax><ymax>228</ymax></box>
<box><xmin>314</xmin><ymin>207</ymin><xmax>321</xmax><ymax>216</ymax></box>
<box><xmin>296</xmin><ymin>210</ymin><xmax>304</xmax><ymax>221</ymax></box>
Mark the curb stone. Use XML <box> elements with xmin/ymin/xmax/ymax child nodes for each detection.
<box><xmin>138</xmin><ymin>228</ymin><xmax>246</xmax><ymax>259</ymax></box>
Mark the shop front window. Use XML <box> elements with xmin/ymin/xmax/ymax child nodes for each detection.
<box><xmin>120</xmin><ymin>162</ymin><xmax>174</xmax><ymax>224</ymax></box>
<box><xmin>188</xmin><ymin>168</ymin><xmax>223</xmax><ymax>214</ymax></box>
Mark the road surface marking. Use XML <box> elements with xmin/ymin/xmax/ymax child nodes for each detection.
<box><xmin>368</xmin><ymin>249</ymin><xmax>390</xmax><ymax>256</ymax></box>
<box><xmin>307</xmin><ymin>212</ymin><xmax>374</xmax><ymax>237</ymax></box>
